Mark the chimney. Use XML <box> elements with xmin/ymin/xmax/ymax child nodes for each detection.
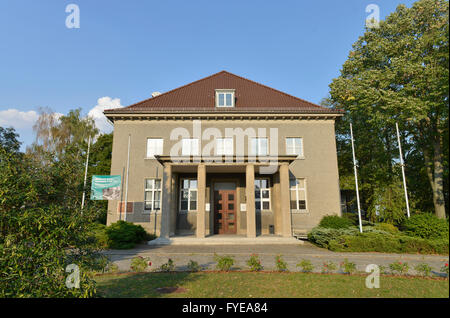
<box><xmin>152</xmin><ymin>92</ymin><xmax>161</xmax><ymax>98</ymax></box>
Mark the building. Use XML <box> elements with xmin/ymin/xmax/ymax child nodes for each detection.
<box><xmin>104</xmin><ymin>71</ymin><xmax>343</xmax><ymax>241</ymax></box>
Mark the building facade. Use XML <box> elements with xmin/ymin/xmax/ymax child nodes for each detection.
<box><xmin>104</xmin><ymin>71</ymin><xmax>343</xmax><ymax>240</ymax></box>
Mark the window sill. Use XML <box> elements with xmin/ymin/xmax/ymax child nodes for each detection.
<box><xmin>291</xmin><ymin>209</ymin><xmax>309</xmax><ymax>214</ymax></box>
<box><xmin>143</xmin><ymin>210</ymin><xmax>161</xmax><ymax>214</ymax></box>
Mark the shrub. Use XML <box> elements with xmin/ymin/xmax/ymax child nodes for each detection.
<box><xmin>309</xmin><ymin>226</ymin><xmax>449</xmax><ymax>255</ymax></box>
<box><xmin>296</xmin><ymin>259</ymin><xmax>314</xmax><ymax>273</ymax></box>
<box><xmin>319</xmin><ymin>215</ymin><xmax>354</xmax><ymax>229</ymax></box>
<box><xmin>130</xmin><ymin>256</ymin><xmax>150</xmax><ymax>272</ymax></box>
<box><xmin>339</xmin><ymin>259</ymin><xmax>357</xmax><ymax>274</ymax></box>
<box><xmin>159</xmin><ymin>258</ymin><xmax>175</xmax><ymax>272</ymax></box>
<box><xmin>87</xmin><ymin>223</ymin><xmax>110</xmax><ymax>249</ymax></box>
<box><xmin>275</xmin><ymin>255</ymin><xmax>288</xmax><ymax>272</ymax></box>
<box><xmin>441</xmin><ymin>262</ymin><xmax>449</xmax><ymax>278</ymax></box>
<box><xmin>106</xmin><ymin>221</ymin><xmax>149</xmax><ymax>249</ymax></box>
<box><xmin>214</xmin><ymin>254</ymin><xmax>235</xmax><ymax>271</ymax></box>
<box><xmin>106</xmin><ymin>262</ymin><xmax>119</xmax><ymax>273</ymax></box>
<box><xmin>321</xmin><ymin>261</ymin><xmax>337</xmax><ymax>273</ymax></box>
<box><xmin>401</xmin><ymin>213</ymin><xmax>449</xmax><ymax>240</ymax></box>
<box><xmin>246</xmin><ymin>254</ymin><xmax>263</xmax><ymax>272</ymax></box>
<box><xmin>414</xmin><ymin>263</ymin><xmax>433</xmax><ymax>277</ymax></box>
<box><xmin>374</xmin><ymin>223</ymin><xmax>399</xmax><ymax>234</ymax></box>
<box><xmin>187</xmin><ymin>260</ymin><xmax>201</xmax><ymax>272</ymax></box>
<box><xmin>389</xmin><ymin>261</ymin><xmax>409</xmax><ymax>275</ymax></box>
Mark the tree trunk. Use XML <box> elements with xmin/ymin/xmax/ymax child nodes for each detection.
<box><xmin>424</xmin><ymin>137</ymin><xmax>446</xmax><ymax>219</ymax></box>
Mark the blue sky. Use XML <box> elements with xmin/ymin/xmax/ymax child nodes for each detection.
<box><xmin>0</xmin><ymin>0</ymin><xmax>416</xmax><ymax>150</ymax></box>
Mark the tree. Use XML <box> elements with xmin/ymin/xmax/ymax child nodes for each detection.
<box><xmin>0</xmin><ymin>126</ymin><xmax>21</xmax><ymax>153</ymax></box>
<box><xmin>329</xmin><ymin>0</ymin><xmax>448</xmax><ymax>219</ymax></box>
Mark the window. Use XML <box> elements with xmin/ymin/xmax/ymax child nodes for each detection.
<box><xmin>215</xmin><ymin>138</ymin><xmax>233</xmax><ymax>156</ymax></box>
<box><xmin>215</xmin><ymin>89</ymin><xmax>235</xmax><ymax>107</ymax></box>
<box><xmin>255</xmin><ymin>178</ymin><xmax>271</xmax><ymax>211</ymax></box>
<box><xmin>286</xmin><ymin>137</ymin><xmax>303</xmax><ymax>156</ymax></box>
<box><xmin>144</xmin><ymin>179</ymin><xmax>161</xmax><ymax>211</ymax></box>
<box><xmin>250</xmin><ymin>138</ymin><xmax>268</xmax><ymax>156</ymax></box>
<box><xmin>290</xmin><ymin>178</ymin><xmax>307</xmax><ymax>210</ymax></box>
<box><xmin>180</xmin><ymin>178</ymin><xmax>197</xmax><ymax>211</ymax></box>
<box><xmin>181</xmin><ymin>138</ymin><xmax>199</xmax><ymax>156</ymax></box>
<box><xmin>147</xmin><ymin>138</ymin><xmax>163</xmax><ymax>158</ymax></box>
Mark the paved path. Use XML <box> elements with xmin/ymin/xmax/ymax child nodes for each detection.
<box><xmin>102</xmin><ymin>242</ymin><xmax>449</xmax><ymax>275</ymax></box>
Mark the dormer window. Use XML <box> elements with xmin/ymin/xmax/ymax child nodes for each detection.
<box><xmin>215</xmin><ymin>89</ymin><xmax>235</xmax><ymax>107</ymax></box>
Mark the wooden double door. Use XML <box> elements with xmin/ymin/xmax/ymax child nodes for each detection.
<box><xmin>214</xmin><ymin>190</ymin><xmax>236</xmax><ymax>234</ymax></box>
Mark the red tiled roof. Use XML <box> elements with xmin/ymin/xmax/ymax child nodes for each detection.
<box><xmin>104</xmin><ymin>71</ymin><xmax>342</xmax><ymax>114</ymax></box>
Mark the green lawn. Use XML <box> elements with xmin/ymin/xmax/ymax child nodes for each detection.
<box><xmin>95</xmin><ymin>272</ymin><xmax>449</xmax><ymax>298</ymax></box>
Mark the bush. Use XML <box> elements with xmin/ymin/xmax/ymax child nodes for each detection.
<box><xmin>130</xmin><ymin>256</ymin><xmax>150</xmax><ymax>272</ymax></box>
<box><xmin>339</xmin><ymin>259</ymin><xmax>357</xmax><ymax>274</ymax></box>
<box><xmin>106</xmin><ymin>221</ymin><xmax>148</xmax><ymax>249</ymax></box>
<box><xmin>401</xmin><ymin>213</ymin><xmax>449</xmax><ymax>240</ymax></box>
<box><xmin>246</xmin><ymin>254</ymin><xmax>263</xmax><ymax>272</ymax></box>
<box><xmin>187</xmin><ymin>260</ymin><xmax>201</xmax><ymax>272</ymax></box>
<box><xmin>389</xmin><ymin>261</ymin><xmax>409</xmax><ymax>275</ymax></box>
<box><xmin>441</xmin><ymin>262</ymin><xmax>449</xmax><ymax>278</ymax></box>
<box><xmin>321</xmin><ymin>261</ymin><xmax>337</xmax><ymax>273</ymax></box>
<box><xmin>275</xmin><ymin>255</ymin><xmax>288</xmax><ymax>272</ymax></box>
<box><xmin>215</xmin><ymin>254</ymin><xmax>235</xmax><ymax>271</ymax></box>
<box><xmin>319</xmin><ymin>215</ymin><xmax>354</xmax><ymax>229</ymax></box>
<box><xmin>159</xmin><ymin>258</ymin><xmax>175</xmax><ymax>272</ymax></box>
<box><xmin>308</xmin><ymin>226</ymin><xmax>449</xmax><ymax>255</ymax></box>
<box><xmin>374</xmin><ymin>223</ymin><xmax>399</xmax><ymax>234</ymax></box>
<box><xmin>87</xmin><ymin>223</ymin><xmax>110</xmax><ymax>249</ymax></box>
<box><xmin>414</xmin><ymin>263</ymin><xmax>433</xmax><ymax>277</ymax></box>
<box><xmin>296</xmin><ymin>259</ymin><xmax>314</xmax><ymax>273</ymax></box>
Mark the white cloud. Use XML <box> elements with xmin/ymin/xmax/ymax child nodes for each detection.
<box><xmin>88</xmin><ymin>96</ymin><xmax>122</xmax><ymax>134</ymax></box>
<box><xmin>0</xmin><ymin>109</ymin><xmax>39</xmax><ymax>129</ymax></box>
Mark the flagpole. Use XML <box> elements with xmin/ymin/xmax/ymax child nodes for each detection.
<box><xmin>81</xmin><ymin>135</ymin><xmax>91</xmax><ymax>211</ymax></box>
<box><xmin>350</xmin><ymin>123</ymin><xmax>363</xmax><ymax>233</ymax></box>
<box><xmin>396</xmin><ymin>122</ymin><xmax>410</xmax><ymax>218</ymax></box>
<box><xmin>124</xmin><ymin>134</ymin><xmax>131</xmax><ymax>222</ymax></box>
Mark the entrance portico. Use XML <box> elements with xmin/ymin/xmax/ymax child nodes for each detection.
<box><xmin>156</xmin><ymin>156</ymin><xmax>296</xmax><ymax>240</ymax></box>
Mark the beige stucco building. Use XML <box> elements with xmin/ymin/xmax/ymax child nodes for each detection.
<box><xmin>104</xmin><ymin>71</ymin><xmax>343</xmax><ymax>241</ymax></box>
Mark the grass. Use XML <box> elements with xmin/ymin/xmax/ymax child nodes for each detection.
<box><xmin>95</xmin><ymin>271</ymin><xmax>449</xmax><ymax>298</ymax></box>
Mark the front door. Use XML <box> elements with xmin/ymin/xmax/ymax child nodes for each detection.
<box><xmin>214</xmin><ymin>190</ymin><xmax>236</xmax><ymax>234</ymax></box>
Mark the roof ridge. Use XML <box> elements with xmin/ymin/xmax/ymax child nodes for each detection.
<box><xmin>124</xmin><ymin>70</ymin><xmax>227</xmax><ymax>110</ymax></box>
<box><xmin>220</xmin><ymin>71</ymin><xmax>325</xmax><ymax>109</ymax></box>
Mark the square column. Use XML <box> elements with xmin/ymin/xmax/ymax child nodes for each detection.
<box><xmin>279</xmin><ymin>163</ymin><xmax>292</xmax><ymax>237</ymax></box>
<box><xmin>246</xmin><ymin>164</ymin><xmax>256</xmax><ymax>238</ymax></box>
<box><xmin>196</xmin><ymin>164</ymin><xmax>206</xmax><ymax>238</ymax></box>
<box><xmin>160</xmin><ymin>163</ymin><xmax>172</xmax><ymax>239</ymax></box>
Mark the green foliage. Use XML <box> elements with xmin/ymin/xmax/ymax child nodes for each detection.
<box><xmin>389</xmin><ymin>261</ymin><xmax>409</xmax><ymax>275</ymax></box>
<box><xmin>296</xmin><ymin>259</ymin><xmax>314</xmax><ymax>273</ymax></box>
<box><xmin>374</xmin><ymin>223</ymin><xmax>400</xmax><ymax>234</ymax></box>
<box><xmin>159</xmin><ymin>258</ymin><xmax>175</xmax><ymax>272</ymax></box>
<box><xmin>319</xmin><ymin>215</ymin><xmax>354</xmax><ymax>229</ymax></box>
<box><xmin>275</xmin><ymin>255</ymin><xmax>288</xmax><ymax>272</ymax></box>
<box><xmin>414</xmin><ymin>263</ymin><xmax>433</xmax><ymax>277</ymax></box>
<box><xmin>246</xmin><ymin>254</ymin><xmax>263</xmax><ymax>272</ymax></box>
<box><xmin>0</xmin><ymin>137</ymin><xmax>105</xmax><ymax>297</ymax></box>
<box><xmin>187</xmin><ymin>260</ymin><xmax>201</xmax><ymax>272</ymax></box>
<box><xmin>329</xmin><ymin>0</ymin><xmax>449</xmax><ymax>219</ymax></box>
<box><xmin>308</xmin><ymin>226</ymin><xmax>449</xmax><ymax>254</ymax></box>
<box><xmin>87</xmin><ymin>223</ymin><xmax>110</xmax><ymax>249</ymax></box>
<box><xmin>105</xmin><ymin>221</ymin><xmax>148</xmax><ymax>249</ymax></box>
<box><xmin>339</xmin><ymin>259</ymin><xmax>357</xmax><ymax>274</ymax></box>
<box><xmin>130</xmin><ymin>256</ymin><xmax>150</xmax><ymax>272</ymax></box>
<box><xmin>0</xmin><ymin>126</ymin><xmax>21</xmax><ymax>153</ymax></box>
<box><xmin>214</xmin><ymin>254</ymin><xmax>235</xmax><ymax>271</ymax></box>
<box><xmin>401</xmin><ymin>213</ymin><xmax>449</xmax><ymax>239</ymax></box>
<box><xmin>321</xmin><ymin>261</ymin><xmax>337</xmax><ymax>273</ymax></box>
<box><xmin>441</xmin><ymin>262</ymin><xmax>449</xmax><ymax>277</ymax></box>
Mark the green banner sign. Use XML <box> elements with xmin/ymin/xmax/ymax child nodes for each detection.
<box><xmin>91</xmin><ymin>175</ymin><xmax>121</xmax><ymax>200</ymax></box>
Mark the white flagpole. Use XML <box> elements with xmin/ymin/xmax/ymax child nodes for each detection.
<box><xmin>124</xmin><ymin>134</ymin><xmax>131</xmax><ymax>222</ymax></box>
<box><xmin>396</xmin><ymin>122</ymin><xmax>410</xmax><ymax>218</ymax></box>
<box><xmin>350</xmin><ymin>123</ymin><xmax>363</xmax><ymax>233</ymax></box>
<box><xmin>81</xmin><ymin>135</ymin><xmax>91</xmax><ymax>211</ymax></box>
